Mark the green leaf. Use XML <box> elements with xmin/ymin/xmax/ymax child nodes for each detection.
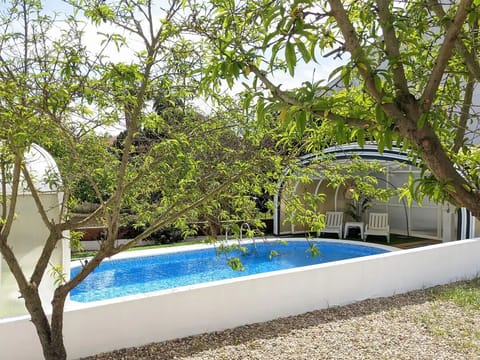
<box><xmin>356</xmin><ymin>128</ymin><xmax>365</xmax><ymax>147</ymax></box>
<box><xmin>306</xmin><ymin>243</ymin><xmax>321</xmax><ymax>258</ymax></box>
<box><xmin>373</xmin><ymin>75</ymin><xmax>382</xmax><ymax>94</ymax></box>
<box><xmin>49</xmin><ymin>264</ymin><xmax>67</xmax><ymax>287</ymax></box>
<box><xmin>375</xmin><ymin>103</ymin><xmax>386</xmax><ymax>125</ymax></box>
<box><xmin>309</xmin><ymin>37</ymin><xmax>318</xmax><ymax>62</ymax></box>
<box><xmin>271</xmin><ymin>41</ymin><xmax>283</xmax><ymax>67</ymax></box>
<box><xmin>377</xmin><ymin>137</ymin><xmax>385</xmax><ymax>153</ymax></box>
<box><xmin>262</xmin><ymin>31</ymin><xmax>277</xmax><ymax>49</ymax></box>
<box><xmin>227</xmin><ymin>257</ymin><xmax>245</xmax><ymax>271</ymax></box>
<box><xmin>328</xmin><ymin>64</ymin><xmax>344</xmax><ymax>82</ymax></box>
<box><xmin>417</xmin><ymin>113</ymin><xmax>427</xmax><ymax>128</ymax></box>
<box><xmin>285</xmin><ymin>42</ymin><xmax>296</xmax><ymax>76</ymax></box>
<box><xmin>279</xmin><ymin>107</ymin><xmax>288</xmax><ymax>123</ymax></box>
<box><xmin>295</xmin><ymin>38</ymin><xmax>311</xmax><ymax>63</ymax></box>
<box><xmin>384</xmin><ymin>130</ymin><xmax>392</xmax><ymax>149</ymax></box>
<box><xmin>269</xmin><ymin>250</ymin><xmax>279</xmax><ymax>259</ymax></box>
<box><xmin>256</xmin><ymin>98</ymin><xmax>265</xmax><ymax>123</ymax></box>
<box><xmin>341</xmin><ymin>66</ymin><xmax>351</xmax><ymax>86</ymax></box>
<box><xmin>296</xmin><ymin>111</ymin><xmax>307</xmax><ymax>135</ymax></box>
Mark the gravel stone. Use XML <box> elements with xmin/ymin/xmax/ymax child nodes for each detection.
<box><xmin>83</xmin><ymin>281</ymin><xmax>480</xmax><ymax>360</ymax></box>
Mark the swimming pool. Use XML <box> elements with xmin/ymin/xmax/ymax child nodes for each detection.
<box><xmin>70</xmin><ymin>239</ymin><xmax>391</xmax><ymax>303</ymax></box>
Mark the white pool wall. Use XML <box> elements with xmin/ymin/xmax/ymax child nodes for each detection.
<box><xmin>1</xmin><ymin>238</ymin><xmax>480</xmax><ymax>360</ymax></box>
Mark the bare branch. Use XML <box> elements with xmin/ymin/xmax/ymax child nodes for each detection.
<box><xmin>31</xmin><ymin>230</ymin><xmax>63</xmax><ymax>287</ymax></box>
<box><xmin>0</xmin><ymin>240</ymin><xmax>29</xmax><ymax>293</ymax></box>
<box><xmin>20</xmin><ymin>164</ymin><xmax>66</xmax><ymax>285</ymax></box>
<box><xmin>61</xmin><ymin>164</ymin><xmax>246</xmax><ymax>295</ymax></box>
<box><xmin>21</xmin><ymin>164</ymin><xmax>55</xmax><ymax>230</ymax></box>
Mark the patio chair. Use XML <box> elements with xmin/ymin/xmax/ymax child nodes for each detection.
<box><xmin>363</xmin><ymin>212</ymin><xmax>390</xmax><ymax>243</ymax></box>
<box><xmin>318</xmin><ymin>211</ymin><xmax>344</xmax><ymax>239</ymax></box>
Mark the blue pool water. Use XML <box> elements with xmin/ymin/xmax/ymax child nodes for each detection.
<box><xmin>70</xmin><ymin>240</ymin><xmax>390</xmax><ymax>303</ymax></box>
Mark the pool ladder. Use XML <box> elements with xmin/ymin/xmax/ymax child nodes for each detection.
<box><xmin>239</xmin><ymin>222</ymin><xmax>257</xmax><ymax>249</ymax></box>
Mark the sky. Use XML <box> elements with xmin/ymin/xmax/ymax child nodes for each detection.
<box><xmin>0</xmin><ymin>0</ymin><xmax>347</xmax><ymax>134</ymax></box>
<box><xmin>44</xmin><ymin>1</ymin><xmax>344</xmax><ymax>83</ymax></box>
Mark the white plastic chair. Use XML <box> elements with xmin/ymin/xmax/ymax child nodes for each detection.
<box><xmin>363</xmin><ymin>213</ymin><xmax>390</xmax><ymax>243</ymax></box>
<box><xmin>319</xmin><ymin>211</ymin><xmax>344</xmax><ymax>239</ymax></box>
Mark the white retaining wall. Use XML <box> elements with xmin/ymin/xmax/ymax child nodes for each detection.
<box><xmin>78</xmin><ymin>238</ymin><xmax>155</xmax><ymax>251</ymax></box>
<box><xmin>1</xmin><ymin>238</ymin><xmax>480</xmax><ymax>360</ymax></box>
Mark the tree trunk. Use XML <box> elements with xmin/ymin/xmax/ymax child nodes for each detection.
<box><xmin>41</xmin><ymin>343</ymin><xmax>67</xmax><ymax>360</ymax></box>
<box><xmin>24</xmin><ymin>287</ymin><xmax>67</xmax><ymax>360</ymax></box>
<box><xmin>394</xmin><ymin>97</ymin><xmax>480</xmax><ymax>218</ymax></box>
<box><xmin>49</xmin><ymin>292</ymin><xmax>68</xmax><ymax>360</ymax></box>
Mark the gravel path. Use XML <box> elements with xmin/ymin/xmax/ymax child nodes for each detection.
<box><xmin>84</xmin><ymin>280</ymin><xmax>480</xmax><ymax>360</ymax></box>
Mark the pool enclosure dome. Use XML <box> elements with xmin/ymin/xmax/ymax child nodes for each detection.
<box><xmin>274</xmin><ymin>143</ymin><xmax>477</xmax><ymax>241</ymax></box>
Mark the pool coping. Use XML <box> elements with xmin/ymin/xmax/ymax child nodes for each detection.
<box><xmin>71</xmin><ymin>237</ymin><xmax>398</xmax><ymax>265</ymax></box>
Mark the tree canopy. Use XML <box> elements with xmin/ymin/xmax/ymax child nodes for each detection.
<box><xmin>0</xmin><ymin>1</ymin><xmax>284</xmax><ymax>358</ymax></box>
<box><xmin>189</xmin><ymin>0</ymin><xmax>480</xmax><ymax>216</ymax></box>
<box><xmin>1</xmin><ymin>0</ymin><xmax>480</xmax><ymax>359</ymax></box>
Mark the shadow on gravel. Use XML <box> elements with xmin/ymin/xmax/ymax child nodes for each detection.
<box><xmin>84</xmin><ymin>279</ymin><xmax>480</xmax><ymax>360</ymax></box>
<box><xmin>83</xmin><ymin>278</ymin><xmax>480</xmax><ymax>360</ymax></box>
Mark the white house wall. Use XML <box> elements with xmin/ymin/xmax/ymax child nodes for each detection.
<box><xmin>0</xmin><ymin>193</ymin><xmax>65</xmax><ymax>318</ymax></box>
<box><xmin>0</xmin><ymin>144</ymin><xmax>68</xmax><ymax>319</ymax></box>
<box><xmin>466</xmin><ymin>84</ymin><xmax>480</xmax><ymax>145</ymax></box>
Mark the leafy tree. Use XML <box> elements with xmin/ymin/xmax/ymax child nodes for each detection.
<box><xmin>0</xmin><ymin>1</ymin><xmax>284</xmax><ymax>359</ymax></box>
<box><xmin>190</xmin><ymin>0</ymin><xmax>480</xmax><ymax>217</ymax></box>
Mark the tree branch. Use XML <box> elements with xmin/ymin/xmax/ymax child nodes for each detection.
<box><xmin>20</xmin><ymin>161</ymin><xmax>68</xmax><ymax>285</ymax></box>
<box><xmin>327</xmin><ymin>0</ymin><xmax>384</xmax><ymax>104</ymax></box>
<box><xmin>376</xmin><ymin>0</ymin><xmax>410</xmax><ymax>95</ymax></box>
<box><xmin>97</xmin><ymin>4</ymin><xmax>180</xmax><ymax>250</ymax></box>
<box><xmin>0</xmin><ymin>157</ymin><xmax>32</xmax><ymax>308</ymax></box>
<box><xmin>0</xmin><ymin>239</ymin><xmax>30</xmax><ymax>293</ymax></box>
<box><xmin>60</xmin><ymin>164</ymin><xmax>248</xmax><ymax>295</ymax></box>
<box><xmin>325</xmin><ymin>0</ymin><xmax>413</xmax><ymax>126</ymax></box>
<box><xmin>21</xmin><ymin>163</ymin><xmax>55</xmax><ymax>230</ymax></box>
<box><xmin>249</xmin><ymin>65</ymin><xmax>301</xmax><ymax>106</ymax></box>
<box><xmin>428</xmin><ymin>0</ymin><xmax>480</xmax><ymax>81</ymax></box>
<box><xmin>420</xmin><ymin>0</ymin><xmax>473</xmax><ymax>112</ymax></box>
<box><xmin>31</xmin><ymin>230</ymin><xmax>63</xmax><ymax>286</ymax></box>
<box><xmin>0</xmin><ymin>151</ymin><xmax>22</xmax><ymax>240</ymax></box>
<box><xmin>452</xmin><ymin>72</ymin><xmax>475</xmax><ymax>152</ymax></box>
<box><xmin>1</xmin><ymin>160</ymin><xmax>7</xmax><ymax>220</ymax></box>
<box><xmin>249</xmin><ymin>64</ymin><xmax>373</xmax><ymax>128</ymax></box>
<box><xmin>114</xmin><ymin>172</ymin><xmax>244</xmax><ymax>253</ymax></box>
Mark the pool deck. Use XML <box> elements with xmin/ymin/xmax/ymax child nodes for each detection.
<box><xmin>182</xmin><ymin>235</ymin><xmax>442</xmax><ymax>250</ymax></box>
<box><xmin>393</xmin><ymin>239</ymin><xmax>442</xmax><ymax>249</ymax></box>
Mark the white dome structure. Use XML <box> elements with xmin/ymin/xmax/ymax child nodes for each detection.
<box><xmin>0</xmin><ymin>143</ymin><xmax>62</xmax><ymax>194</ymax></box>
<box><xmin>0</xmin><ymin>144</ymin><xmax>69</xmax><ymax>318</ymax></box>
<box><xmin>24</xmin><ymin>144</ymin><xmax>62</xmax><ymax>192</ymax></box>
